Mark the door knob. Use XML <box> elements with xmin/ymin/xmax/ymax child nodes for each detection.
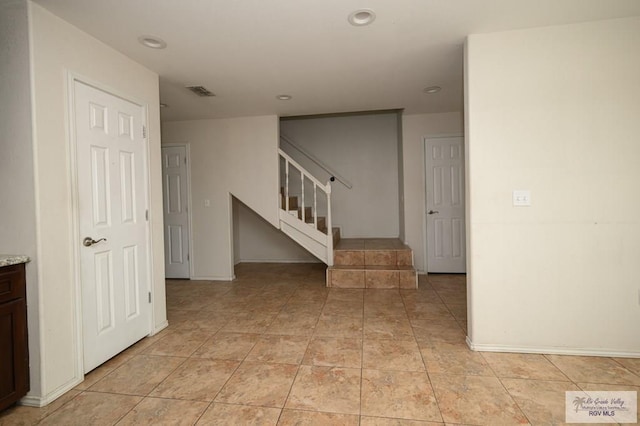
<box><xmin>427</xmin><ymin>210</ymin><xmax>439</xmax><ymax>215</ymax></box>
<box><xmin>83</xmin><ymin>237</ymin><xmax>107</xmax><ymax>247</ymax></box>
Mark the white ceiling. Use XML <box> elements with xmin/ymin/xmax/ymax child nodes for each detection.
<box><xmin>34</xmin><ymin>0</ymin><xmax>640</xmax><ymax>121</ymax></box>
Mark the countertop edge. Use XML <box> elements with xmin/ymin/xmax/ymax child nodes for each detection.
<box><xmin>0</xmin><ymin>255</ymin><xmax>31</xmax><ymax>268</ymax></box>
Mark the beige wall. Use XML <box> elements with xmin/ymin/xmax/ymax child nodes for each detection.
<box><xmin>466</xmin><ymin>17</ymin><xmax>640</xmax><ymax>355</ymax></box>
<box><xmin>162</xmin><ymin>116</ymin><xmax>280</xmax><ymax>279</ymax></box>
<box><xmin>0</xmin><ymin>0</ymin><xmax>41</xmax><ymax>396</ymax></box>
<box><xmin>401</xmin><ymin>112</ymin><xmax>465</xmax><ymax>272</ymax></box>
<box><xmin>27</xmin><ymin>2</ymin><xmax>166</xmax><ymax>405</ymax></box>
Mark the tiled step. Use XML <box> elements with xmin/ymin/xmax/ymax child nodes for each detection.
<box><xmin>327</xmin><ymin>265</ymin><xmax>417</xmax><ymax>289</ymax></box>
<box><xmin>280</xmin><ymin>195</ymin><xmax>298</xmax><ymax>210</ymax></box>
<box><xmin>280</xmin><ymin>191</ymin><xmax>328</xmax><ymax>234</ymax></box>
<box><xmin>297</xmin><ymin>206</ymin><xmax>312</xmax><ymax>220</ymax></box>
<box><xmin>298</xmin><ymin>208</ymin><xmax>325</xmax><ymax>229</ymax></box>
<box><xmin>332</xmin><ymin>227</ymin><xmax>341</xmax><ymax>247</ymax></box>
<box><xmin>333</xmin><ymin>239</ymin><xmax>414</xmax><ymax>267</ymax></box>
<box><xmin>327</xmin><ymin>238</ymin><xmax>418</xmax><ymax>289</ymax></box>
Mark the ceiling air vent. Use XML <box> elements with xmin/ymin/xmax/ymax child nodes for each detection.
<box><xmin>186</xmin><ymin>86</ymin><xmax>215</xmax><ymax>97</ymax></box>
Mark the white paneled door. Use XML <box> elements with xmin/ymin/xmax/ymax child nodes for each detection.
<box><xmin>425</xmin><ymin>136</ymin><xmax>466</xmax><ymax>273</ymax></box>
<box><xmin>161</xmin><ymin>145</ymin><xmax>190</xmax><ymax>279</ymax></box>
<box><xmin>74</xmin><ymin>81</ymin><xmax>151</xmax><ymax>373</ymax></box>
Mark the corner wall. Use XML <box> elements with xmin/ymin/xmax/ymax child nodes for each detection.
<box><xmin>28</xmin><ymin>2</ymin><xmax>166</xmax><ymax>404</ymax></box>
<box><xmin>161</xmin><ymin>116</ymin><xmax>280</xmax><ymax>279</ymax></box>
<box><xmin>466</xmin><ymin>17</ymin><xmax>640</xmax><ymax>355</ymax></box>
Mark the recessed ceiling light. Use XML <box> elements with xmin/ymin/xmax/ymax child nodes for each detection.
<box><xmin>277</xmin><ymin>95</ymin><xmax>292</xmax><ymax>100</ymax></box>
<box><xmin>138</xmin><ymin>35</ymin><xmax>167</xmax><ymax>49</ymax></box>
<box><xmin>423</xmin><ymin>86</ymin><xmax>441</xmax><ymax>94</ymax></box>
<box><xmin>348</xmin><ymin>9</ymin><xmax>376</xmax><ymax>26</ymax></box>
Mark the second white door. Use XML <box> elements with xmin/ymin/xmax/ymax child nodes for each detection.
<box><xmin>425</xmin><ymin>136</ymin><xmax>466</xmax><ymax>273</ymax></box>
<box><xmin>162</xmin><ymin>145</ymin><xmax>191</xmax><ymax>279</ymax></box>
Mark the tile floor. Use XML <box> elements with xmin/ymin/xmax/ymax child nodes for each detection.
<box><xmin>1</xmin><ymin>263</ymin><xmax>639</xmax><ymax>425</ymax></box>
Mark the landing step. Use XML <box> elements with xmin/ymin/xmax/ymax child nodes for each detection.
<box><xmin>327</xmin><ymin>238</ymin><xmax>418</xmax><ymax>289</ymax></box>
<box><xmin>333</xmin><ymin>238</ymin><xmax>414</xmax><ymax>267</ymax></box>
<box><xmin>327</xmin><ymin>265</ymin><xmax>417</xmax><ymax>289</ymax></box>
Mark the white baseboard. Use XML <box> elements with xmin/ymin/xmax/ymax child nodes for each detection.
<box><xmin>20</xmin><ymin>376</ymin><xmax>83</xmax><ymax>407</ymax></box>
<box><xmin>190</xmin><ymin>275</ymin><xmax>235</xmax><ymax>281</ymax></box>
<box><xmin>237</xmin><ymin>259</ymin><xmax>322</xmax><ymax>264</ymax></box>
<box><xmin>152</xmin><ymin>320</ymin><xmax>168</xmax><ymax>335</ymax></box>
<box><xmin>466</xmin><ymin>336</ymin><xmax>640</xmax><ymax>358</ymax></box>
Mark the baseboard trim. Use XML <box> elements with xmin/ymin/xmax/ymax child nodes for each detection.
<box><xmin>237</xmin><ymin>259</ymin><xmax>322</xmax><ymax>264</ymax></box>
<box><xmin>190</xmin><ymin>275</ymin><xmax>235</xmax><ymax>281</ymax></box>
<box><xmin>20</xmin><ymin>376</ymin><xmax>83</xmax><ymax>407</ymax></box>
<box><xmin>466</xmin><ymin>336</ymin><xmax>640</xmax><ymax>358</ymax></box>
<box><xmin>152</xmin><ymin>320</ymin><xmax>168</xmax><ymax>335</ymax></box>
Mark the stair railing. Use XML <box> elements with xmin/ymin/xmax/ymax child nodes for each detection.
<box><xmin>280</xmin><ymin>133</ymin><xmax>353</xmax><ymax>189</ymax></box>
<box><xmin>279</xmin><ymin>148</ymin><xmax>333</xmax><ymax>265</ymax></box>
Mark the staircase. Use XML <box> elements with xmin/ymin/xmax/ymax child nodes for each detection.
<box><xmin>278</xmin><ymin>149</ymin><xmax>334</xmax><ymax>265</ymax></box>
<box><xmin>327</xmin><ymin>238</ymin><xmax>418</xmax><ymax>289</ymax></box>
<box><xmin>278</xmin><ymin>144</ymin><xmax>418</xmax><ymax>289</ymax></box>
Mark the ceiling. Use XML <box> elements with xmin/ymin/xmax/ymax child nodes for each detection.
<box><xmin>34</xmin><ymin>0</ymin><xmax>640</xmax><ymax>122</ymax></box>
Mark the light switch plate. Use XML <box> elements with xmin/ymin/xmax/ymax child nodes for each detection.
<box><xmin>513</xmin><ymin>190</ymin><xmax>531</xmax><ymax>207</ymax></box>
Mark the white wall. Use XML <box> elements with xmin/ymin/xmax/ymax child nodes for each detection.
<box><xmin>233</xmin><ymin>198</ymin><xmax>318</xmax><ymax>263</ymax></box>
<box><xmin>466</xmin><ymin>17</ymin><xmax>640</xmax><ymax>355</ymax></box>
<box><xmin>162</xmin><ymin>116</ymin><xmax>280</xmax><ymax>279</ymax></box>
<box><xmin>0</xmin><ymin>0</ymin><xmax>41</xmax><ymax>396</ymax></box>
<box><xmin>281</xmin><ymin>113</ymin><xmax>400</xmax><ymax>238</ymax></box>
<box><xmin>401</xmin><ymin>112</ymin><xmax>465</xmax><ymax>272</ymax></box>
<box><xmin>27</xmin><ymin>1</ymin><xmax>166</xmax><ymax>404</ymax></box>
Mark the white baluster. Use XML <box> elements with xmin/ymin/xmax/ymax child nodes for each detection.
<box><xmin>326</xmin><ymin>181</ymin><xmax>333</xmax><ymax>266</ymax></box>
<box><xmin>313</xmin><ymin>183</ymin><xmax>318</xmax><ymax>229</ymax></box>
<box><xmin>300</xmin><ymin>172</ymin><xmax>305</xmax><ymax>223</ymax></box>
<box><xmin>285</xmin><ymin>160</ymin><xmax>290</xmax><ymax>211</ymax></box>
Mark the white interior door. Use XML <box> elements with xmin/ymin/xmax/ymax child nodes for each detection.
<box><xmin>74</xmin><ymin>81</ymin><xmax>151</xmax><ymax>373</ymax></box>
<box><xmin>161</xmin><ymin>145</ymin><xmax>191</xmax><ymax>279</ymax></box>
<box><xmin>425</xmin><ymin>136</ymin><xmax>466</xmax><ymax>273</ymax></box>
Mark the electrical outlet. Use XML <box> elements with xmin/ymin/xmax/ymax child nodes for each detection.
<box><xmin>513</xmin><ymin>190</ymin><xmax>531</xmax><ymax>207</ymax></box>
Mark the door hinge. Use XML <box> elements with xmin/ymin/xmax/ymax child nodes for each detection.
<box><xmin>145</xmin><ymin>210</ymin><xmax>149</xmax><ymax>221</ymax></box>
<box><xmin>184</xmin><ymin>157</ymin><xmax>187</xmax><ymax>164</ymax></box>
<box><xmin>187</xmin><ymin>253</ymin><xmax>190</xmax><ymax>261</ymax></box>
<box><xmin>148</xmin><ymin>292</ymin><xmax>151</xmax><ymax>303</ymax></box>
<box><xmin>142</xmin><ymin>125</ymin><xmax>147</xmax><ymax>138</ymax></box>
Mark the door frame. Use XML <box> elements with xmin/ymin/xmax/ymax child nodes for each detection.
<box><xmin>161</xmin><ymin>143</ymin><xmax>194</xmax><ymax>279</ymax></box>
<box><xmin>423</xmin><ymin>133</ymin><xmax>465</xmax><ymax>273</ymax></box>
<box><xmin>66</xmin><ymin>73</ymin><xmax>154</xmax><ymax>380</ymax></box>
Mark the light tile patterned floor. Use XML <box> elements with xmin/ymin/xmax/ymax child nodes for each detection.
<box><xmin>1</xmin><ymin>263</ymin><xmax>639</xmax><ymax>425</ymax></box>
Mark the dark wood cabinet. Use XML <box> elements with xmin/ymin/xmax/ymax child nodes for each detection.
<box><xmin>0</xmin><ymin>263</ymin><xmax>29</xmax><ymax>412</ymax></box>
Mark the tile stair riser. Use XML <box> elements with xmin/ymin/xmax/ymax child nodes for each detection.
<box><xmin>327</xmin><ymin>239</ymin><xmax>417</xmax><ymax>289</ymax></box>
<box><xmin>333</xmin><ymin>249</ymin><xmax>414</xmax><ymax>267</ymax></box>
<box><xmin>328</xmin><ymin>267</ymin><xmax>417</xmax><ymax>289</ymax></box>
<box><xmin>297</xmin><ymin>207</ymin><xmax>312</xmax><ymax>220</ymax></box>
<box><xmin>280</xmin><ymin>196</ymin><xmax>298</xmax><ymax>210</ymax></box>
